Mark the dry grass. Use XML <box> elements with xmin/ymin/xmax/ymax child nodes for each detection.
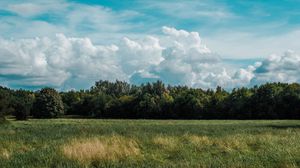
<box><xmin>1</xmin><ymin>119</ymin><xmax>299</xmax><ymax>168</ymax></box>
<box><xmin>185</xmin><ymin>134</ymin><xmax>256</xmax><ymax>152</ymax></box>
<box><xmin>154</xmin><ymin>134</ymin><xmax>251</xmax><ymax>152</ymax></box>
<box><xmin>152</xmin><ymin>136</ymin><xmax>179</xmax><ymax>150</ymax></box>
<box><xmin>0</xmin><ymin>142</ymin><xmax>32</xmax><ymax>160</ymax></box>
<box><xmin>0</xmin><ymin>149</ymin><xmax>10</xmax><ymax>159</ymax></box>
<box><xmin>215</xmin><ymin>135</ymin><xmax>250</xmax><ymax>152</ymax></box>
<box><xmin>186</xmin><ymin>135</ymin><xmax>212</xmax><ymax>146</ymax></box>
<box><xmin>185</xmin><ymin>133</ymin><xmax>298</xmax><ymax>154</ymax></box>
<box><xmin>62</xmin><ymin>135</ymin><xmax>141</xmax><ymax>164</ymax></box>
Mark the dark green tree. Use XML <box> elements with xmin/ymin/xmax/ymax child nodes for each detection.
<box><xmin>137</xmin><ymin>93</ymin><xmax>161</xmax><ymax>118</ymax></box>
<box><xmin>32</xmin><ymin>88</ymin><xmax>64</xmax><ymax>118</ymax></box>
<box><xmin>0</xmin><ymin>86</ymin><xmax>12</xmax><ymax>122</ymax></box>
<box><xmin>159</xmin><ymin>92</ymin><xmax>174</xmax><ymax>118</ymax></box>
<box><xmin>106</xmin><ymin>95</ymin><xmax>137</xmax><ymax>118</ymax></box>
<box><xmin>250</xmin><ymin>83</ymin><xmax>287</xmax><ymax>119</ymax></box>
<box><xmin>225</xmin><ymin>87</ymin><xmax>253</xmax><ymax>119</ymax></box>
<box><xmin>2</xmin><ymin>81</ymin><xmax>300</xmax><ymax>120</ymax></box>
<box><xmin>173</xmin><ymin>89</ymin><xmax>208</xmax><ymax>119</ymax></box>
<box><xmin>61</xmin><ymin>90</ymin><xmax>88</xmax><ymax>115</ymax></box>
<box><xmin>12</xmin><ymin>90</ymin><xmax>34</xmax><ymax>120</ymax></box>
<box><xmin>277</xmin><ymin>83</ymin><xmax>300</xmax><ymax>119</ymax></box>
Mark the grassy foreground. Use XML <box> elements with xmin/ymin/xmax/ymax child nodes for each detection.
<box><xmin>0</xmin><ymin>119</ymin><xmax>299</xmax><ymax>168</ymax></box>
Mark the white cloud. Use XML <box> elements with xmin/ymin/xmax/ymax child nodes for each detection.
<box><xmin>129</xmin><ymin>27</ymin><xmax>246</xmax><ymax>89</ymax></box>
<box><xmin>117</xmin><ymin>36</ymin><xmax>164</xmax><ymax>75</ymax></box>
<box><xmin>1</xmin><ymin>0</ymin><xmax>299</xmax><ymax>62</ymax></box>
<box><xmin>0</xmin><ymin>26</ymin><xmax>300</xmax><ymax>90</ymax></box>
<box><xmin>250</xmin><ymin>50</ymin><xmax>300</xmax><ymax>85</ymax></box>
<box><xmin>0</xmin><ymin>34</ymin><xmax>126</xmax><ymax>89</ymax></box>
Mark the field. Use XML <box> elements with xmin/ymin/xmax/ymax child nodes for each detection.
<box><xmin>0</xmin><ymin>119</ymin><xmax>299</xmax><ymax>168</ymax></box>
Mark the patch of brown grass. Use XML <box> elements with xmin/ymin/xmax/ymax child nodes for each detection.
<box><xmin>152</xmin><ymin>136</ymin><xmax>179</xmax><ymax>150</ymax></box>
<box><xmin>187</xmin><ymin>135</ymin><xmax>212</xmax><ymax>146</ymax></box>
<box><xmin>185</xmin><ymin>134</ymin><xmax>252</xmax><ymax>152</ymax></box>
<box><xmin>0</xmin><ymin>142</ymin><xmax>32</xmax><ymax>160</ymax></box>
<box><xmin>215</xmin><ymin>136</ymin><xmax>250</xmax><ymax>152</ymax></box>
<box><xmin>62</xmin><ymin>135</ymin><xmax>141</xmax><ymax>164</ymax></box>
<box><xmin>0</xmin><ymin>148</ymin><xmax>11</xmax><ymax>159</ymax></box>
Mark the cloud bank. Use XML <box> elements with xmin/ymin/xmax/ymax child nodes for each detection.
<box><xmin>0</xmin><ymin>27</ymin><xmax>299</xmax><ymax>90</ymax></box>
<box><xmin>251</xmin><ymin>51</ymin><xmax>300</xmax><ymax>85</ymax></box>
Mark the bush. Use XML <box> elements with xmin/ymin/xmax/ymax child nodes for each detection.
<box><xmin>32</xmin><ymin>88</ymin><xmax>64</xmax><ymax>118</ymax></box>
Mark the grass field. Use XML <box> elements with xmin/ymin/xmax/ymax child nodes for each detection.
<box><xmin>0</xmin><ymin>119</ymin><xmax>299</xmax><ymax>168</ymax></box>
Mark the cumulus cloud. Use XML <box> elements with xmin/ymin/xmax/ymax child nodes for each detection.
<box><xmin>0</xmin><ymin>34</ymin><xmax>126</xmax><ymax>89</ymax></box>
<box><xmin>0</xmin><ymin>26</ymin><xmax>299</xmax><ymax>90</ymax></box>
<box><xmin>130</xmin><ymin>26</ymin><xmax>245</xmax><ymax>89</ymax></box>
<box><xmin>249</xmin><ymin>51</ymin><xmax>300</xmax><ymax>85</ymax></box>
<box><xmin>117</xmin><ymin>36</ymin><xmax>164</xmax><ymax>75</ymax></box>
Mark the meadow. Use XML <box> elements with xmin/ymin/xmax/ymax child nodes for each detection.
<box><xmin>0</xmin><ymin>119</ymin><xmax>299</xmax><ymax>168</ymax></box>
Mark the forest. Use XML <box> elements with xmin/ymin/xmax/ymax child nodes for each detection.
<box><xmin>1</xmin><ymin>80</ymin><xmax>300</xmax><ymax>121</ymax></box>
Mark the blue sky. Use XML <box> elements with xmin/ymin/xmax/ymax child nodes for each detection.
<box><xmin>0</xmin><ymin>0</ymin><xmax>300</xmax><ymax>89</ymax></box>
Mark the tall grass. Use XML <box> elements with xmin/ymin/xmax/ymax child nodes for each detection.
<box><xmin>62</xmin><ymin>135</ymin><xmax>141</xmax><ymax>164</ymax></box>
<box><xmin>0</xmin><ymin>119</ymin><xmax>299</xmax><ymax>167</ymax></box>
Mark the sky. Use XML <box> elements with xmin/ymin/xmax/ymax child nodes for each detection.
<box><xmin>0</xmin><ymin>0</ymin><xmax>300</xmax><ymax>90</ymax></box>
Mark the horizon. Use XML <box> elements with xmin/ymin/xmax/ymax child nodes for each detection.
<box><xmin>0</xmin><ymin>0</ymin><xmax>300</xmax><ymax>90</ymax></box>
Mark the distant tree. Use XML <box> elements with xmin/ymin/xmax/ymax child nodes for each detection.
<box><xmin>0</xmin><ymin>97</ymin><xmax>7</xmax><ymax>122</ymax></box>
<box><xmin>0</xmin><ymin>86</ymin><xmax>12</xmax><ymax>122</ymax></box>
<box><xmin>61</xmin><ymin>90</ymin><xmax>88</xmax><ymax>115</ymax></box>
<box><xmin>106</xmin><ymin>95</ymin><xmax>137</xmax><ymax>118</ymax></box>
<box><xmin>137</xmin><ymin>93</ymin><xmax>161</xmax><ymax>118</ymax></box>
<box><xmin>13</xmin><ymin>102</ymin><xmax>28</xmax><ymax>120</ymax></box>
<box><xmin>91</xmin><ymin>80</ymin><xmax>131</xmax><ymax>97</ymax></box>
<box><xmin>174</xmin><ymin>89</ymin><xmax>208</xmax><ymax>119</ymax></box>
<box><xmin>32</xmin><ymin>88</ymin><xmax>64</xmax><ymax>118</ymax></box>
<box><xmin>159</xmin><ymin>92</ymin><xmax>174</xmax><ymax>118</ymax></box>
<box><xmin>277</xmin><ymin>83</ymin><xmax>300</xmax><ymax>119</ymax></box>
<box><xmin>90</xmin><ymin>93</ymin><xmax>111</xmax><ymax>118</ymax></box>
<box><xmin>12</xmin><ymin>90</ymin><xmax>34</xmax><ymax>120</ymax></box>
<box><xmin>224</xmin><ymin>87</ymin><xmax>253</xmax><ymax>119</ymax></box>
<box><xmin>250</xmin><ymin>83</ymin><xmax>287</xmax><ymax>119</ymax></box>
<box><xmin>2</xmin><ymin>81</ymin><xmax>300</xmax><ymax>120</ymax></box>
<box><xmin>207</xmin><ymin>86</ymin><xmax>229</xmax><ymax>119</ymax></box>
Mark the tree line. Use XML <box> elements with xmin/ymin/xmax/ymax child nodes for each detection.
<box><xmin>0</xmin><ymin>80</ymin><xmax>300</xmax><ymax>121</ymax></box>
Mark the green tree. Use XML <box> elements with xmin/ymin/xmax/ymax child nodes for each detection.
<box><xmin>137</xmin><ymin>93</ymin><xmax>161</xmax><ymax>118</ymax></box>
<box><xmin>277</xmin><ymin>83</ymin><xmax>300</xmax><ymax>119</ymax></box>
<box><xmin>225</xmin><ymin>87</ymin><xmax>253</xmax><ymax>119</ymax></box>
<box><xmin>207</xmin><ymin>86</ymin><xmax>229</xmax><ymax>119</ymax></box>
<box><xmin>250</xmin><ymin>83</ymin><xmax>287</xmax><ymax>119</ymax></box>
<box><xmin>91</xmin><ymin>80</ymin><xmax>131</xmax><ymax>97</ymax></box>
<box><xmin>32</xmin><ymin>88</ymin><xmax>64</xmax><ymax>118</ymax></box>
<box><xmin>106</xmin><ymin>95</ymin><xmax>137</xmax><ymax>118</ymax></box>
<box><xmin>159</xmin><ymin>92</ymin><xmax>174</xmax><ymax>118</ymax></box>
<box><xmin>0</xmin><ymin>86</ymin><xmax>12</xmax><ymax>122</ymax></box>
<box><xmin>174</xmin><ymin>89</ymin><xmax>208</xmax><ymax>119</ymax></box>
<box><xmin>12</xmin><ymin>90</ymin><xmax>34</xmax><ymax>120</ymax></box>
<box><xmin>0</xmin><ymin>95</ymin><xmax>7</xmax><ymax>122</ymax></box>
